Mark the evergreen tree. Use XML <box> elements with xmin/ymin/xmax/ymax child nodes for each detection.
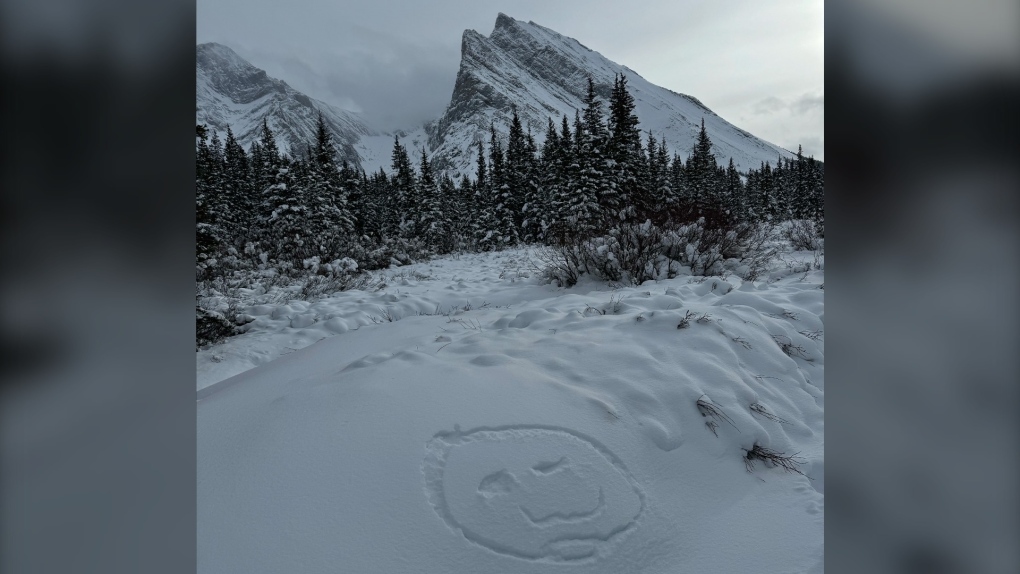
<box><xmin>607</xmin><ymin>74</ymin><xmax>643</xmax><ymax>223</ymax></box>
<box><xmin>488</xmin><ymin>124</ymin><xmax>518</xmax><ymax>246</ymax></box>
<box><xmin>415</xmin><ymin>147</ymin><xmax>445</xmax><ymax>248</ymax></box>
<box><xmin>196</xmin><ymin>125</ymin><xmax>226</xmax><ymax>276</ymax></box>
<box><xmin>654</xmin><ymin>138</ymin><xmax>673</xmax><ymax>219</ymax></box>
<box><xmin>505</xmin><ymin>106</ymin><xmax>529</xmax><ymax>231</ymax></box>
<box><xmin>222</xmin><ymin>126</ymin><xmax>251</xmax><ymax>241</ymax></box>
<box><xmin>686</xmin><ymin>118</ymin><xmax>725</xmax><ymax>226</ymax></box>
<box><xmin>389</xmin><ymin>135</ymin><xmax>416</xmax><ymax>236</ymax></box>
<box><xmin>566</xmin><ymin>105</ymin><xmax>603</xmax><ymax>239</ymax></box>
<box><xmin>545</xmin><ymin>115</ymin><xmax>575</xmax><ymax>244</ymax></box>
<box><xmin>520</xmin><ymin>127</ymin><xmax>543</xmax><ymax>243</ymax></box>
<box><xmin>723</xmin><ymin>157</ymin><xmax>743</xmax><ymax>222</ymax></box>
<box><xmin>303</xmin><ymin>113</ymin><xmax>354</xmax><ymax>258</ymax></box>
<box><xmin>472</xmin><ymin>140</ymin><xmax>499</xmax><ymax>250</ymax></box>
<box><xmin>579</xmin><ymin>77</ymin><xmax>613</xmax><ymax>228</ymax></box>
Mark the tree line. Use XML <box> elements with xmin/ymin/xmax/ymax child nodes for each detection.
<box><xmin>196</xmin><ymin>75</ymin><xmax>823</xmax><ymax>280</ymax></box>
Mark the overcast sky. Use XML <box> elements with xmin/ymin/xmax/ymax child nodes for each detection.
<box><xmin>197</xmin><ymin>0</ymin><xmax>824</xmax><ymax>159</ymax></box>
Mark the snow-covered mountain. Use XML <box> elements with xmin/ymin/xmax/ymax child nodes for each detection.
<box><xmin>196</xmin><ymin>42</ymin><xmax>377</xmax><ymax>167</ymax></box>
<box><xmin>410</xmin><ymin>13</ymin><xmax>795</xmax><ymax>178</ymax></box>
<box><xmin>198</xmin><ymin>14</ymin><xmax>796</xmax><ymax>177</ymax></box>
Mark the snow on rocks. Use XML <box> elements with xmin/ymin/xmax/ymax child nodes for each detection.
<box><xmin>198</xmin><ymin>247</ymin><xmax>823</xmax><ymax>573</ymax></box>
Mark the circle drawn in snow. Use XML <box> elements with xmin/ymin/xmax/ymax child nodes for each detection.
<box><xmin>422</xmin><ymin>425</ymin><xmax>645</xmax><ymax>562</ymax></box>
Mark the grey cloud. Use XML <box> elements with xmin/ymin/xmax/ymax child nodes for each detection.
<box><xmin>752</xmin><ymin>93</ymin><xmax>823</xmax><ymax>117</ymax></box>
<box><xmin>232</xmin><ymin>25</ymin><xmax>460</xmax><ymax>133</ymax></box>
<box><xmin>791</xmin><ymin>93</ymin><xmax>824</xmax><ymax>115</ymax></box>
<box><xmin>752</xmin><ymin>96</ymin><xmax>786</xmax><ymax>115</ymax></box>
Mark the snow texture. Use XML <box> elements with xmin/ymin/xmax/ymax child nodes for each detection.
<box><xmin>198</xmin><ymin>247</ymin><xmax>824</xmax><ymax>573</ymax></box>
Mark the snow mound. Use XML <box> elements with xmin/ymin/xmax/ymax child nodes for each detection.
<box><xmin>198</xmin><ymin>248</ymin><xmax>823</xmax><ymax>573</ymax></box>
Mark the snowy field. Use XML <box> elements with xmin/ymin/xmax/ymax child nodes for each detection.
<box><xmin>198</xmin><ymin>246</ymin><xmax>824</xmax><ymax>573</ymax></box>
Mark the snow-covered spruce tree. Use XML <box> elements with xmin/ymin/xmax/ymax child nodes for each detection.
<box><xmin>723</xmin><ymin>158</ymin><xmax>744</xmax><ymax>223</ymax></box>
<box><xmin>258</xmin><ymin>135</ymin><xmax>306</xmax><ymax>267</ymax></box>
<box><xmin>640</xmin><ymin>133</ymin><xmax>662</xmax><ymax>223</ymax></box>
<box><xmin>472</xmin><ymin>140</ymin><xmax>500</xmax><ymax>251</ymax></box>
<box><xmin>579</xmin><ymin>77</ymin><xmax>614</xmax><ymax>231</ymax></box>
<box><xmin>415</xmin><ymin>148</ymin><xmax>446</xmax><ymax>251</ymax></box>
<box><xmin>565</xmin><ymin>109</ymin><xmax>603</xmax><ymax>240</ymax></box>
<box><xmin>488</xmin><ymin>124</ymin><xmax>519</xmax><ymax>247</ymax></box>
<box><xmin>534</xmin><ymin>118</ymin><xmax>560</xmax><ymax>243</ymax></box>
<box><xmin>607</xmin><ymin>74</ymin><xmax>643</xmax><ymax>224</ymax></box>
<box><xmin>450</xmin><ymin>173</ymin><xmax>474</xmax><ymax>248</ymax></box>
<box><xmin>196</xmin><ymin>124</ymin><xmax>228</xmax><ymax>278</ymax></box>
<box><xmin>222</xmin><ymin>127</ymin><xmax>253</xmax><ymax>245</ymax></box>
<box><xmin>666</xmin><ymin>152</ymin><xmax>687</xmax><ymax>223</ymax></box>
<box><xmin>505</xmin><ymin>107</ymin><xmax>529</xmax><ymax>231</ymax></box>
<box><xmin>519</xmin><ymin>127</ymin><xmax>544</xmax><ymax>243</ymax></box>
<box><xmin>807</xmin><ymin>155</ymin><xmax>824</xmax><ymax>235</ymax></box>
<box><xmin>685</xmin><ymin>119</ymin><xmax>730</xmax><ymax>228</ymax></box>
<box><xmin>436</xmin><ymin>174</ymin><xmax>460</xmax><ymax>252</ymax></box>
<box><xmin>543</xmin><ymin>115</ymin><xmax>574</xmax><ymax>245</ymax></box>
<box><xmin>389</xmin><ymin>135</ymin><xmax>416</xmax><ymax>239</ymax></box>
<box><xmin>294</xmin><ymin>113</ymin><xmax>353</xmax><ymax>264</ymax></box>
<box><xmin>772</xmin><ymin>155</ymin><xmax>793</xmax><ymax>221</ymax></box>
<box><xmin>653</xmin><ymin>137</ymin><xmax>674</xmax><ymax>222</ymax></box>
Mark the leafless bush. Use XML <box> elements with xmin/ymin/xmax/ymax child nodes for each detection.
<box><xmin>607</xmin><ymin>293</ymin><xmax>624</xmax><ymax>314</ymax></box>
<box><xmin>705</xmin><ymin>420</ymin><xmax>720</xmax><ymax>437</ymax></box>
<box><xmin>750</xmin><ymin>402</ymin><xmax>790</xmax><ymax>425</ymax></box>
<box><xmin>799</xmin><ymin>329</ymin><xmax>823</xmax><ymax>341</ymax></box>
<box><xmin>772</xmin><ymin>334</ymin><xmax>809</xmax><ymax>358</ymax></box>
<box><xmin>697</xmin><ymin>396</ymin><xmax>739</xmax><ymax>432</ymax></box>
<box><xmin>732</xmin><ymin>336</ymin><xmax>753</xmax><ymax>350</ymax></box>
<box><xmin>389</xmin><ymin>269</ymin><xmax>431</xmax><ymax>282</ymax></box>
<box><xmin>696</xmin><ymin>312</ymin><xmax>713</xmax><ymax>324</ymax></box>
<box><xmin>782</xmin><ymin>219</ymin><xmax>823</xmax><ymax>251</ymax></box>
<box><xmin>677</xmin><ymin>310</ymin><xmax>696</xmax><ymax>329</ymax></box>
<box><xmin>448</xmin><ymin>318</ymin><xmax>482</xmax><ymax>330</ymax></box>
<box><xmin>539</xmin><ymin>220</ymin><xmax>776</xmax><ymax>286</ymax></box>
<box><xmin>743</xmin><ymin>443</ymin><xmax>807</xmax><ymax>475</ymax></box>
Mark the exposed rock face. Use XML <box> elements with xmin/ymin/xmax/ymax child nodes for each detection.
<box><xmin>425</xmin><ymin>13</ymin><xmax>793</xmax><ymax>178</ymax></box>
<box><xmin>197</xmin><ymin>15</ymin><xmax>796</xmax><ymax>178</ymax></box>
<box><xmin>196</xmin><ymin>43</ymin><xmax>375</xmax><ymax>167</ymax></box>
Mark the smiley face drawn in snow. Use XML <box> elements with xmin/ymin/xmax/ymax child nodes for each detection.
<box><xmin>422</xmin><ymin>426</ymin><xmax>645</xmax><ymax>562</ymax></box>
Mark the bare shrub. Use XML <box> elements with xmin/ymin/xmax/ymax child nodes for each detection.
<box><xmin>772</xmin><ymin>334</ymin><xmax>809</xmax><ymax>358</ymax></box>
<box><xmin>782</xmin><ymin>219</ymin><xmax>823</xmax><ymax>251</ymax></box>
<box><xmin>732</xmin><ymin>336</ymin><xmax>753</xmax><ymax>350</ymax></box>
<box><xmin>697</xmin><ymin>395</ymin><xmax>739</xmax><ymax>432</ymax></box>
<box><xmin>743</xmin><ymin>443</ymin><xmax>807</xmax><ymax>475</ymax></box>
<box><xmin>677</xmin><ymin>310</ymin><xmax>696</xmax><ymax>329</ymax></box>
<box><xmin>539</xmin><ymin>219</ymin><xmax>776</xmax><ymax>286</ymax></box>
<box><xmin>750</xmin><ymin>402</ymin><xmax>790</xmax><ymax>425</ymax></box>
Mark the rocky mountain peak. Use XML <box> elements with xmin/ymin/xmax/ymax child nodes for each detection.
<box><xmin>424</xmin><ymin>13</ymin><xmax>793</xmax><ymax>179</ymax></box>
<box><xmin>196</xmin><ymin>43</ymin><xmax>376</xmax><ymax>167</ymax></box>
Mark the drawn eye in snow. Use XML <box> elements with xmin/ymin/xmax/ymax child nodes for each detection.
<box><xmin>422</xmin><ymin>425</ymin><xmax>645</xmax><ymax>562</ymax></box>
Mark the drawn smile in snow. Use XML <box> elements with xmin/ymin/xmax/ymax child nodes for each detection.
<box><xmin>422</xmin><ymin>426</ymin><xmax>645</xmax><ymax>562</ymax></box>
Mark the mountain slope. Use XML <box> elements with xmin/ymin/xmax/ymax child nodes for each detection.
<box><xmin>196</xmin><ymin>42</ymin><xmax>377</xmax><ymax>167</ymax></box>
<box><xmin>418</xmin><ymin>14</ymin><xmax>794</xmax><ymax>178</ymax></box>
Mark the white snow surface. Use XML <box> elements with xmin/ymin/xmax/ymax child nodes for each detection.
<box><xmin>198</xmin><ymin>248</ymin><xmax>824</xmax><ymax>573</ymax></box>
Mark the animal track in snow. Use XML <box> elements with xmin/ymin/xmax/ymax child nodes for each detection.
<box><xmin>422</xmin><ymin>425</ymin><xmax>645</xmax><ymax>562</ymax></box>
